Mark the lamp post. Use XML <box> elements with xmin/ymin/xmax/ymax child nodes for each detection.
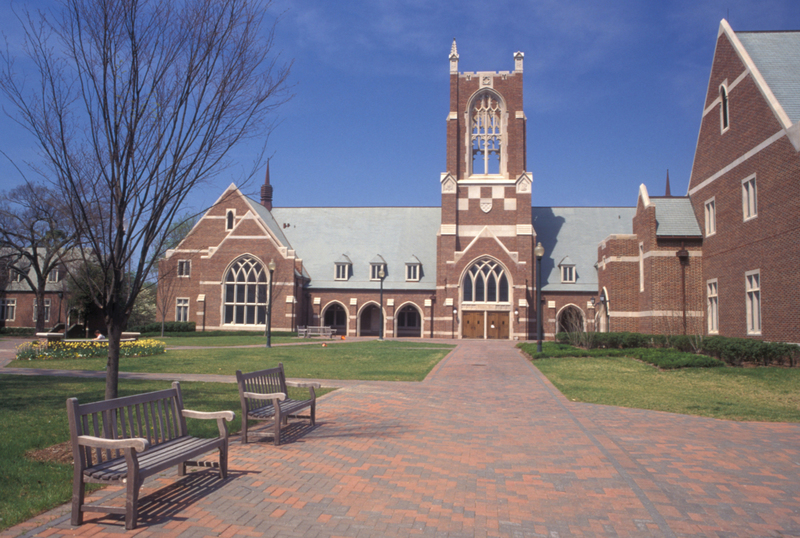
<box><xmin>266</xmin><ymin>259</ymin><xmax>276</xmax><ymax>348</ymax></box>
<box><xmin>535</xmin><ymin>242</ymin><xmax>545</xmax><ymax>353</ymax></box>
<box><xmin>378</xmin><ymin>266</ymin><xmax>385</xmax><ymax>340</ymax></box>
<box><xmin>599</xmin><ymin>291</ymin><xmax>608</xmax><ymax>333</ymax></box>
<box><xmin>452</xmin><ymin>308</ymin><xmax>457</xmax><ymax>339</ymax></box>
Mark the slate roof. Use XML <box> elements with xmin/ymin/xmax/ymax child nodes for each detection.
<box><xmin>532</xmin><ymin>207</ymin><xmax>636</xmax><ymax>292</ymax></box>
<box><xmin>737</xmin><ymin>31</ymin><xmax>800</xmax><ymax>123</ymax></box>
<box><xmin>650</xmin><ymin>198</ymin><xmax>702</xmax><ymax>237</ymax></box>
<box><xmin>270</xmin><ymin>207</ymin><xmax>440</xmax><ymax>290</ymax></box>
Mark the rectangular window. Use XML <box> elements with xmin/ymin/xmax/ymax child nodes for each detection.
<box><xmin>47</xmin><ymin>269</ymin><xmax>60</xmax><ymax>283</ymax></box>
<box><xmin>9</xmin><ymin>269</ymin><xmax>22</xmax><ymax>282</ymax></box>
<box><xmin>176</xmin><ymin>298</ymin><xmax>189</xmax><ymax>322</ymax></box>
<box><xmin>335</xmin><ymin>264</ymin><xmax>349</xmax><ymax>281</ymax></box>
<box><xmin>177</xmin><ymin>260</ymin><xmax>191</xmax><ymax>277</ymax></box>
<box><xmin>0</xmin><ymin>299</ymin><xmax>16</xmax><ymax>321</ymax></box>
<box><xmin>406</xmin><ymin>264</ymin><xmax>419</xmax><ymax>282</ymax></box>
<box><xmin>560</xmin><ymin>266</ymin><xmax>575</xmax><ymax>283</ymax></box>
<box><xmin>745</xmin><ymin>270</ymin><xmax>761</xmax><ymax>334</ymax></box>
<box><xmin>707</xmin><ymin>280</ymin><xmax>718</xmax><ymax>334</ymax></box>
<box><xmin>370</xmin><ymin>264</ymin><xmax>385</xmax><ymax>281</ymax></box>
<box><xmin>33</xmin><ymin>299</ymin><xmax>51</xmax><ymax>323</ymax></box>
<box><xmin>704</xmin><ymin>198</ymin><xmax>716</xmax><ymax>236</ymax></box>
<box><xmin>742</xmin><ymin>176</ymin><xmax>757</xmax><ymax>221</ymax></box>
<box><xmin>639</xmin><ymin>243</ymin><xmax>645</xmax><ymax>292</ymax></box>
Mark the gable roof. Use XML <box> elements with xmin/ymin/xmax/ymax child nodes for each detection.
<box><xmin>737</xmin><ymin>31</ymin><xmax>800</xmax><ymax>124</ymax></box>
<box><xmin>650</xmin><ymin>198</ymin><xmax>702</xmax><ymax>237</ymax></box>
<box><xmin>270</xmin><ymin>207</ymin><xmax>440</xmax><ymax>290</ymax></box>
<box><xmin>533</xmin><ymin>206</ymin><xmax>636</xmax><ymax>292</ymax></box>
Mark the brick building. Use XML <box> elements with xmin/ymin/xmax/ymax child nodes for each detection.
<box><xmin>154</xmin><ymin>22</ymin><xmax>798</xmax><ymax>344</ymax></box>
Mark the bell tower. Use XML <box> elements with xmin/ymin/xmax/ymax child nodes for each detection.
<box><xmin>436</xmin><ymin>41</ymin><xmax>534</xmax><ymax>340</ymax></box>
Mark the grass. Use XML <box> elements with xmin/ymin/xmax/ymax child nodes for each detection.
<box><xmin>11</xmin><ymin>340</ymin><xmax>455</xmax><ymax>381</ymax></box>
<box><xmin>156</xmin><ymin>335</ymin><xmax>307</xmax><ymax>347</ymax></box>
<box><xmin>525</xmin><ymin>351</ymin><xmax>800</xmax><ymax>422</ymax></box>
<box><xmin>0</xmin><ymin>375</ymin><xmax>332</xmax><ymax>532</ymax></box>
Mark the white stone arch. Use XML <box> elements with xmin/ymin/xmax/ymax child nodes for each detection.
<box><xmin>356</xmin><ymin>300</ymin><xmax>386</xmax><ymax>337</ymax></box>
<box><xmin>394</xmin><ymin>301</ymin><xmax>424</xmax><ymax>338</ymax></box>
<box><xmin>220</xmin><ymin>253</ymin><xmax>268</xmax><ymax>328</ymax></box>
<box><xmin>464</xmin><ymin>88</ymin><xmax>508</xmax><ymax>178</ymax></box>
<box><xmin>556</xmin><ymin>303</ymin><xmax>586</xmax><ymax>334</ymax></box>
<box><xmin>320</xmin><ymin>300</ymin><xmax>349</xmax><ymax>335</ymax></box>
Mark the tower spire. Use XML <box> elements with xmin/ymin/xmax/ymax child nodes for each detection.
<box><xmin>665</xmin><ymin>169</ymin><xmax>672</xmax><ymax>197</ymax></box>
<box><xmin>449</xmin><ymin>38</ymin><xmax>459</xmax><ymax>73</ymax></box>
<box><xmin>261</xmin><ymin>158</ymin><xmax>273</xmax><ymax>211</ymax></box>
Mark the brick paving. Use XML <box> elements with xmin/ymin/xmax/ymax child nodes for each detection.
<box><xmin>3</xmin><ymin>339</ymin><xmax>800</xmax><ymax>537</ymax></box>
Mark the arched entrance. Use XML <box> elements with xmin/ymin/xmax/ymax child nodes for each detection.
<box><xmin>460</xmin><ymin>257</ymin><xmax>511</xmax><ymax>339</ymax></box>
<box><xmin>322</xmin><ymin>302</ymin><xmax>348</xmax><ymax>335</ymax></box>
<box><xmin>557</xmin><ymin>304</ymin><xmax>585</xmax><ymax>334</ymax></box>
<box><xmin>395</xmin><ymin>304</ymin><xmax>421</xmax><ymax>337</ymax></box>
<box><xmin>358</xmin><ymin>303</ymin><xmax>382</xmax><ymax>336</ymax></box>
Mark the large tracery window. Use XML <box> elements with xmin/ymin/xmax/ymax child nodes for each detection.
<box><xmin>471</xmin><ymin>92</ymin><xmax>503</xmax><ymax>176</ymax></box>
<box><xmin>223</xmin><ymin>256</ymin><xmax>267</xmax><ymax>325</ymax></box>
<box><xmin>462</xmin><ymin>258</ymin><xmax>509</xmax><ymax>303</ymax></box>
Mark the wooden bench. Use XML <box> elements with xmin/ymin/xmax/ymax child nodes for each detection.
<box><xmin>304</xmin><ymin>325</ymin><xmax>335</xmax><ymax>338</ymax></box>
<box><xmin>297</xmin><ymin>325</ymin><xmax>308</xmax><ymax>338</ymax></box>
<box><xmin>236</xmin><ymin>364</ymin><xmax>320</xmax><ymax>445</ymax></box>
<box><xmin>66</xmin><ymin>382</ymin><xmax>235</xmax><ymax>530</ymax></box>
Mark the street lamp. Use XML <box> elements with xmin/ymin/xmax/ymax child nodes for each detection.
<box><xmin>266</xmin><ymin>259</ymin><xmax>276</xmax><ymax>348</ymax></box>
<box><xmin>534</xmin><ymin>241</ymin><xmax>545</xmax><ymax>353</ymax></box>
<box><xmin>378</xmin><ymin>266</ymin><xmax>385</xmax><ymax>340</ymax></box>
<box><xmin>452</xmin><ymin>308</ymin><xmax>458</xmax><ymax>339</ymax></box>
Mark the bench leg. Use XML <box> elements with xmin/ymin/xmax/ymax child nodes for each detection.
<box><xmin>241</xmin><ymin>417</ymin><xmax>249</xmax><ymax>444</ymax></box>
<box><xmin>177</xmin><ymin>461</ymin><xmax>187</xmax><ymax>476</ymax></box>
<box><xmin>125</xmin><ymin>474</ymin><xmax>141</xmax><ymax>530</ymax></box>
<box><xmin>311</xmin><ymin>402</ymin><xmax>316</xmax><ymax>426</ymax></box>
<box><xmin>71</xmin><ymin>473</ymin><xmax>85</xmax><ymax>526</ymax></box>
<box><xmin>274</xmin><ymin>407</ymin><xmax>282</xmax><ymax>446</ymax></box>
<box><xmin>219</xmin><ymin>442</ymin><xmax>228</xmax><ymax>479</ymax></box>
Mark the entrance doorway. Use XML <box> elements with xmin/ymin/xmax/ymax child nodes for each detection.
<box><xmin>461</xmin><ymin>311</ymin><xmax>509</xmax><ymax>339</ymax></box>
<box><xmin>358</xmin><ymin>304</ymin><xmax>381</xmax><ymax>336</ymax></box>
<box><xmin>462</xmin><ymin>312</ymin><xmax>483</xmax><ymax>338</ymax></box>
<box><xmin>487</xmin><ymin>312</ymin><xmax>509</xmax><ymax>339</ymax></box>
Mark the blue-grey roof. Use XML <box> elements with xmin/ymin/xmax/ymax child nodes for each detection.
<box><xmin>246</xmin><ymin>198</ymin><xmax>292</xmax><ymax>249</ymax></box>
<box><xmin>737</xmin><ymin>31</ymin><xmax>800</xmax><ymax>123</ymax></box>
<box><xmin>270</xmin><ymin>207</ymin><xmax>440</xmax><ymax>290</ymax></box>
<box><xmin>651</xmin><ymin>198</ymin><xmax>702</xmax><ymax>237</ymax></box>
<box><xmin>533</xmin><ymin>207</ymin><xmax>636</xmax><ymax>292</ymax></box>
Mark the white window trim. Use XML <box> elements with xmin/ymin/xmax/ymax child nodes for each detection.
<box><xmin>225</xmin><ymin>209</ymin><xmax>236</xmax><ymax>230</ymax></box>
<box><xmin>742</xmin><ymin>175</ymin><xmax>757</xmax><ymax>222</ymax></box>
<box><xmin>704</xmin><ymin>197</ymin><xmax>716</xmax><ymax>237</ymax></box>
<box><xmin>47</xmin><ymin>269</ymin><xmax>60</xmax><ymax>283</ymax></box>
<box><xmin>334</xmin><ymin>263</ymin><xmax>350</xmax><ymax>281</ymax></box>
<box><xmin>560</xmin><ymin>265</ymin><xmax>575</xmax><ymax>283</ymax></box>
<box><xmin>1</xmin><ymin>299</ymin><xmax>16</xmax><ymax>321</ymax></box>
<box><xmin>405</xmin><ymin>264</ymin><xmax>420</xmax><ymax>282</ymax></box>
<box><xmin>706</xmin><ymin>279</ymin><xmax>718</xmax><ymax>334</ymax></box>
<box><xmin>9</xmin><ymin>269</ymin><xmax>23</xmax><ymax>282</ymax></box>
<box><xmin>370</xmin><ymin>264</ymin><xmax>386</xmax><ymax>281</ymax></box>
<box><xmin>177</xmin><ymin>259</ymin><xmax>191</xmax><ymax>278</ymax></box>
<box><xmin>33</xmin><ymin>298</ymin><xmax>51</xmax><ymax>323</ymax></box>
<box><xmin>176</xmin><ymin>297</ymin><xmax>190</xmax><ymax>322</ymax></box>
<box><xmin>720</xmin><ymin>83</ymin><xmax>730</xmax><ymax>134</ymax></box>
<box><xmin>745</xmin><ymin>270</ymin><xmax>761</xmax><ymax>335</ymax></box>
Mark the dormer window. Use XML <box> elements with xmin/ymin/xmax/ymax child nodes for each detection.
<box><xmin>9</xmin><ymin>269</ymin><xmax>22</xmax><ymax>282</ymax></box>
<box><xmin>334</xmin><ymin>254</ymin><xmax>352</xmax><ymax>281</ymax></box>
<box><xmin>370</xmin><ymin>255</ymin><xmax>386</xmax><ymax>281</ymax></box>
<box><xmin>559</xmin><ymin>256</ymin><xmax>576</xmax><ymax>283</ymax></box>
<box><xmin>226</xmin><ymin>210</ymin><xmax>235</xmax><ymax>230</ymax></box>
<box><xmin>47</xmin><ymin>268</ymin><xmax>60</xmax><ymax>283</ymax></box>
<box><xmin>405</xmin><ymin>255</ymin><xmax>421</xmax><ymax>282</ymax></box>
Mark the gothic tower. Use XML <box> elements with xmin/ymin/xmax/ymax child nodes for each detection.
<box><xmin>435</xmin><ymin>40</ymin><xmax>535</xmax><ymax>339</ymax></box>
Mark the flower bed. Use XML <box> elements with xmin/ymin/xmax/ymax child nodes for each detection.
<box><xmin>16</xmin><ymin>339</ymin><xmax>166</xmax><ymax>360</ymax></box>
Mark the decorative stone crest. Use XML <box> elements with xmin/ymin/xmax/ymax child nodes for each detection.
<box><xmin>480</xmin><ymin>199</ymin><xmax>492</xmax><ymax>213</ymax></box>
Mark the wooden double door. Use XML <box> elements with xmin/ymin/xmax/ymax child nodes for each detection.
<box><xmin>462</xmin><ymin>311</ymin><xmax>509</xmax><ymax>339</ymax></box>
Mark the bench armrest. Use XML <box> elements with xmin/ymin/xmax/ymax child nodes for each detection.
<box><xmin>77</xmin><ymin>435</ymin><xmax>150</xmax><ymax>452</ymax></box>
<box><xmin>286</xmin><ymin>381</ymin><xmax>321</xmax><ymax>389</ymax></box>
<box><xmin>182</xmin><ymin>409</ymin><xmax>235</xmax><ymax>422</ymax></box>
<box><xmin>242</xmin><ymin>391</ymin><xmax>286</xmax><ymax>401</ymax></box>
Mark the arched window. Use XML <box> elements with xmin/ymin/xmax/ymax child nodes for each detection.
<box><xmin>223</xmin><ymin>256</ymin><xmax>266</xmax><ymax>325</ymax></box>
<box><xmin>323</xmin><ymin>303</ymin><xmax>347</xmax><ymax>334</ymax></box>
<box><xmin>226</xmin><ymin>210</ymin><xmax>235</xmax><ymax>230</ymax></box>
<box><xmin>462</xmin><ymin>258</ymin><xmax>509</xmax><ymax>303</ymax></box>
<box><xmin>720</xmin><ymin>85</ymin><xmax>729</xmax><ymax>131</ymax></box>
<box><xmin>470</xmin><ymin>92</ymin><xmax>504</xmax><ymax>176</ymax></box>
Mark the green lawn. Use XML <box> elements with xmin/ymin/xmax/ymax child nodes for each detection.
<box><xmin>11</xmin><ymin>340</ymin><xmax>455</xmax><ymax>381</ymax></box>
<box><xmin>0</xmin><ymin>375</ymin><xmax>331</xmax><ymax>532</ymax></box>
<box><xmin>156</xmin><ymin>335</ymin><xmax>307</xmax><ymax>346</ymax></box>
<box><xmin>530</xmin><ymin>355</ymin><xmax>800</xmax><ymax>422</ymax></box>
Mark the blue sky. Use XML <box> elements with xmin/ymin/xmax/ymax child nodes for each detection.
<box><xmin>1</xmin><ymin>0</ymin><xmax>799</xmax><ymax>213</ymax></box>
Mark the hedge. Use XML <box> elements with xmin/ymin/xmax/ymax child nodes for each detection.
<box><xmin>556</xmin><ymin>331</ymin><xmax>798</xmax><ymax>367</ymax></box>
<box><xmin>0</xmin><ymin>327</ymin><xmax>37</xmax><ymax>336</ymax></box>
<box><xmin>128</xmin><ymin>321</ymin><xmax>196</xmax><ymax>333</ymax></box>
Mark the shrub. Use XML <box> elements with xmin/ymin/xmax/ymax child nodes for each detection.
<box><xmin>0</xmin><ymin>327</ymin><xmax>37</xmax><ymax>336</ymax></box>
<box><xmin>629</xmin><ymin>348</ymin><xmax>724</xmax><ymax>369</ymax></box>
<box><xmin>129</xmin><ymin>321</ymin><xmax>196</xmax><ymax>333</ymax></box>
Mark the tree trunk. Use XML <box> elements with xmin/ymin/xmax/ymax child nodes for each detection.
<box><xmin>34</xmin><ymin>288</ymin><xmax>46</xmax><ymax>333</ymax></box>
<box><xmin>104</xmin><ymin>323</ymin><xmax>122</xmax><ymax>400</ymax></box>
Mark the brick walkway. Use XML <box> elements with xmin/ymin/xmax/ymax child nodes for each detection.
<box><xmin>4</xmin><ymin>340</ymin><xmax>800</xmax><ymax>537</ymax></box>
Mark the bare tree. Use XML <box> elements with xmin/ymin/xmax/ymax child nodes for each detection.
<box><xmin>0</xmin><ymin>0</ymin><xmax>291</xmax><ymax>398</ymax></box>
<box><xmin>0</xmin><ymin>182</ymin><xmax>76</xmax><ymax>331</ymax></box>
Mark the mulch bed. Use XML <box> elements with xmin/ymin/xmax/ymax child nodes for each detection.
<box><xmin>26</xmin><ymin>441</ymin><xmax>73</xmax><ymax>465</ymax></box>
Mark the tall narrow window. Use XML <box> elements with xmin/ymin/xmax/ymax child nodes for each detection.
<box><xmin>745</xmin><ymin>270</ymin><xmax>761</xmax><ymax>334</ymax></box>
<box><xmin>639</xmin><ymin>244</ymin><xmax>645</xmax><ymax>292</ymax></box>
<box><xmin>0</xmin><ymin>299</ymin><xmax>16</xmax><ymax>321</ymax></box>
<box><xmin>33</xmin><ymin>299</ymin><xmax>51</xmax><ymax>323</ymax></box>
<box><xmin>226</xmin><ymin>210</ymin><xmax>235</xmax><ymax>230</ymax></box>
<box><xmin>720</xmin><ymin>85</ymin><xmax>729</xmax><ymax>131</ymax></box>
<box><xmin>176</xmin><ymin>298</ymin><xmax>189</xmax><ymax>322</ymax></box>
<box><xmin>177</xmin><ymin>260</ymin><xmax>191</xmax><ymax>277</ymax></box>
<box><xmin>742</xmin><ymin>176</ymin><xmax>757</xmax><ymax>221</ymax></box>
<box><xmin>462</xmin><ymin>258</ymin><xmax>509</xmax><ymax>304</ymax></box>
<box><xmin>704</xmin><ymin>198</ymin><xmax>716</xmax><ymax>236</ymax></box>
<box><xmin>223</xmin><ymin>256</ymin><xmax>267</xmax><ymax>325</ymax></box>
<box><xmin>707</xmin><ymin>280</ymin><xmax>718</xmax><ymax>334</ymax></box>
<box><xmin>470</xmin><ymin>92</ymin><xmax>503</xmax><ymax>176</ymax></box>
